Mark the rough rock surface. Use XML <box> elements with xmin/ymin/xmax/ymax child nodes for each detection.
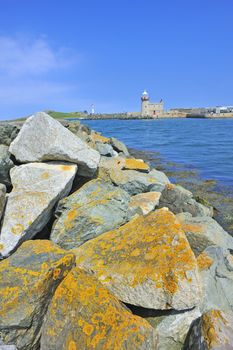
<box><xmin>95</xmin><ymin>142</ymin><xmax>116</xmax><ymax>157</ymax></box>
<box><xmin>110</xmin><ymin>168</ymin><xmax>169</xmax><ymax>195</ymax></box>
<box><xmin>51</xmin><ymin>178</ymin><xmax>131</xmax><ymax>249</ymax></box>
<box><xmin>123</xmin><ymin>158</ymin><xmax>150</xmax><ymax>172</ymax></box>
<box><xmin>0</xmin><ymin>162</ymin><xmax>77</xmax><ymax>257</ymax></box>
<box><xmin>197</xmin><ymin>246</ymin><xmax>233</xmax><ymax>313</ymax></box>
<box><xmin>9</xmin><ymin>112</ymin><xmax>100</xmax><ymax>177</ymax></box>
<box><xmin>0</xmin><ymin>240</ymin><xmax>75</xmax><ymax>350</ymax></box>
<box><xmin>129</xmin><ymin>192</ymin><xmax>161</xmax><ymax>215</ymax></box>
<box><xmin>91</xmin><ymin>132</ymin><xmax>110</xmax><ymax>144</ymax></box>
<box><xmin>0</xmin><ymin>184</ymin><xmax>6</xmax><ymax>221</ymax></box>
<box><xmin>177</xmin><ymin>213</ymin><xmax>233</xmax><ymax>256</ymax></box>
<box><xmin>185</xmin><ymin>309</ymin><xmax>233</xmax><ymax>349</ymax></box>
<box><xmin>0</xmin><ymin>146</ymin><xmax>14</xmax><ymax>188</ymax></box>
<box><xmin>0</xmin><ymin>123</ymin><xmax>20</xmax><ymax>146</ymax></box>
<box><xmin>159</xmin><ymin>184</ymin><xmax>213</xmax><ymax>217</ymax></box>
<box><xmin>110</xmin><ymin>137</ymin><xmax>129</xmax><ymax>156</ymax></box>
<box><xmin>40</xmin><ymin>267</ymin><xmax>157</xmax><ymax>350</ymax></box>
<box><xmin>0</xmin><ymin>340</ymin><xmax>17</xmax><ymax>350</ymax></box>
<box><xmin>147</xmin><ymin>308</ymin><xmax>201</xmax><ymax>350</ymax></box>
<box><xmin>74</xmin><ymin>208</ymin><xmax>202</xmax><ymax>310</ymax></box>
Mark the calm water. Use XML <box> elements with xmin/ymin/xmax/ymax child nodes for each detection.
<box><xmin>83</xmin><ymin>118</ymin><xmax>233</xmax><ymax>187</ymax></box>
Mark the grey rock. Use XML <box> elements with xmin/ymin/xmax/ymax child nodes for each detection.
<box><xmin>110</xmin><ymin>168</ymin><xmax>169</xmax><ymax>195</ymax></box>
<box><xmin>177</xmin><ymin>214</ymin><xmax>233</xmax><ymax>256</ymax></box>
<box><xmin>0</xmin><ymin>240</ymin><xmax>75</xmax><ymax>350</ymax></box>
<box><xmin>0</xmin><ymin>340</ymin><xmax>17</xmax><ymax>349</ymax></box>
<box><xmin>147</xmin><ymin>308</ymin><xmax>201</xmax><ymax>350</ymax></box>
<box><xmin>95</xmin><ymin>142</ymin><xmax>116</xmax><ymax>157</ymax></box>
<box><xmin>129</xmin><ymin>191</ymin><xmax>161</xmax><ymax>216</ymax></box>
<box><xmin>9</xmin><ymin>112</ymin><xmax>100</xmax><ymax>177</ymax></box>
<box><xmin>51</xmin><ymin>178</ymin><xmax>131</xmax><ymax>249</ymax></box>
<box><xmin>185</xmin><ymin>309</ymin><xmax>233</xmax><ymax>350</ymax></box>
<box><xmin>159</xmin><ymin>184</ymin><xmax>213</xmax><ymax>217</ymax></box>
<box><xmin>74</xmin><ymin>209</ymin><xmax>202</xmax><ymax>311</ymax></box>
<box><xmin>40</xmin><ymin>267</ymin><xmax>157</xmax><ymax>350</ymax></box>
<box><xmin>0</xmin><ymin>145</ymin><xmax>14</xmax><ymax>187</ymax></box>
<box><xmin>0</xmin><ymin>123</ymin><xmax>20</xmax><ymax>146</ymax></box>
<box><xmin>0</xmin><ymin>184</ymin><xmax>6</xmax><ymax>221</ymax></box>
<box><xmin>0</xmin><ymin>162</ymin><xmax>77</xmax><ymax>258</ymax></box>
<box><xmin>110</xmin><ymin>137</ymin><xmax>129</xmax><ymax>156</ymax></box>
<box><xmin>149</xmin><ymin>169</ymin><xmax>170</xmax><ymax>185</ymax></box>
<box><xmin>199</xmin><ymin>246</ymin><xmax>233</xmax><ymax>313</ymax></box>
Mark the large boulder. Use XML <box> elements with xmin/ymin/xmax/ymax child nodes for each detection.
<box><xmin>0</xmin><ymin>146</ymin><xmax>14</xmax><ymax>188</ymax></box>
<box><xmin>0</xmin><ymin>162</ymin><xmax>77</xmax><ymax>258</ymax></box>
<box><xmin>0</xmin><ymin>123</ymin><xmax>20</xmax><ymax>146</ymax></box>
<box><xmin>159</xmin><ymin>184</ymin><xmax>213</xmax><ymax>217</ymax></box>
<box><xmin>51</xmin><ymin>178</ymin><xmax>131</xmax><ymax>249</ymax></box>
<box><xmin>184</xmin><ymin>309</ymin><xmax>233</xmax><ymax>349</ymax></box>
<box><xmin>9</xmin><ymin>112</ymin><xmax>100</xmax><ymax>177</ymax></box>
<box><xmin>74</xmin><ymin>208</ymin><xmax>202</xmax><ymax>310</ymax></box>
<box><xmin>197</xmin><ymin>246</ymin><xmax>233</xmax><ymax>313</ymax></box>
<box><xmin>147</xmin><ymin>308</ymin><xmax>201</xmax><ymax>350</ymax></box>
<box><xmin>110</xmin><ymin>168</ymin><xmax>169</xmax><ymax>195</ymax></box>
<box><xmin>177</xmin><ymin>213</ymin><xmax>233</xmax><ymax>256</ymax></box>
<box><xmin>0</xmin><ymin>184</ymin><xmax>6</xmax><ymax>221</ymax></box>
<box><xmin>40</xmin><ymin>267</ymin><xmax>157</xmax><ymax>350</ymax></box>
<box><xmin>0</xmin><ymin>240</ymin><xmax>75</xmax><ymax>350</ymax></box>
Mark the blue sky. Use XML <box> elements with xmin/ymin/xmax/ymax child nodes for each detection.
<box><xmin>0</xmin><ymin>0</ymin><xmax>233</xmax><ymax>119</ymax></box>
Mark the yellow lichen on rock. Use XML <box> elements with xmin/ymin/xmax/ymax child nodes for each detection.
<box><xmin>74</xmin><ymin>208</ymin><xmax>202</xmax><ymax>310</ymax></box>
<box><xmin>202</xmin><ymin>310</ymin><xmax>233</xmax><ymax>348</ymax></box>
<box><xmin>123</xmin><ymin>158</ymin><xmax>150</xmax><ymax>172</ymax></box>
<box><xmin>0</xmin><ymin>240</ymin><xmax>76</xmax><ymax>350</ymax></box>
<box><xmin>197</xmin><ymin>251</ymin><xmax>214</xmax><ymax>271</ymax></box>
<box><xmin>91</xmin><ymin>132</ymin><xmax>110</xmax><ymax>144</ymax></box>
<box><xmin>129</xmin><ymin>191</ymin><xmax>161</xmax><ymax>215</ymax></box>
<box><xmin>40</xmin><ymin>267</ymin><xmax>157</xmax><ymax>350</ymax></box>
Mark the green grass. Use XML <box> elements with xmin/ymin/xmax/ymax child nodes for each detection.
<box><xmin>46</xmin><ymin>110</ymin><xmax>87</xmax><ymax>120</ymax></box>
<box><xmin>6</xmin><ymin>110</ymin><xmax>87</xmax><ymax>123</ymax></box>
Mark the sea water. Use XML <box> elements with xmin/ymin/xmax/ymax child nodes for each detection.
<box><xmin>83</xmin><ymin>118</ymin><xmax>233</xmax><ymax>188</ymax></box>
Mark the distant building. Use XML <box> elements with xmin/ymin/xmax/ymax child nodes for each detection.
<box><xmin>141</xmin><ymin>90</ymin><xmax>164</xmax><ymax>117</ymax></box>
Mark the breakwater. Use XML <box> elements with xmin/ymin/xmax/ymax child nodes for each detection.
<box><xmin>0</xmin><ymin>113</ymin><xmax>232</xmax><ymax>349</ymax></box>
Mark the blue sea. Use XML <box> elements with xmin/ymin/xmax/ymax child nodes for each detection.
<box><xmin>83</xmin><ymin>118</ymin><xmax>233</xmax><ymax>189</ymax></box>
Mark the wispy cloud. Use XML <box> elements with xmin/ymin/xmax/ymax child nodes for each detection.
<box><xmin>0</xmin><ymin>35</ymin><xmax>76</xmax><ymax>76</ymax></box>
<box><xmin>0</xmin><ymin>35</ymin><xmax>81</xmax><ymax>119</ymax></box>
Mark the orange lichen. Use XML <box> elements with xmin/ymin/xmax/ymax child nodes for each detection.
<box><xmin>40</xmin><ymin>267</ymin><xmax>154</xmax><ymax>349</ymax></box>
<box><xmin>123</xmin><ymin>158</ymin><xmax>149</xmax><ymax>171</ymax></box>
<box><xmin>11</xmin><ymin>223</ymin><xmax>24</xmax><ymax>235</ymax></box>
<box><xmin>68</xmin><ymin>340</ymin><xmax>77</xmax><ymax>350</ymax></box>
<box><xmin>92</xmin><ymin>133</ymin><xmax>110</xmax><ymax>143</ymax></box>
<box><xmin>41</xmin><ymin>171</ymin><xmax>50</xmax><ymax>179</ymax></box>
<box><xmin>202</xmin><ymin>310</ymin><xmax>230</xmax><ymax>348</ymax></box>
<box><xmin>60</xmin><ymin>165</ymin><xmax>73</xmax><ymax>171</ymax></box>
<box><xmin>181</xmin><ymin>223</ymin><xmax>204</xmax><ymax>234</ymax></box>
<box><xmin>82</xmin><ymin>322</ymin><xmax>94</xmax><ymax>336</ymax></box>
<box><xmin>74</xmin><ymin>209</ymin><xmax>198</xmax><ymax>299</ymax></box>
<box><xmin>166</xmin><ymin>183</ymin><xmax>175</xmax><ymax>190</ymax></box>
<box><xmin>197</xmin><ymin>252</ymin><xmax>214</xmax><ymax>271</ymax></box>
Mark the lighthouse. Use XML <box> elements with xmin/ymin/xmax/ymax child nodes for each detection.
<box><xmin>141</xmin><ymin>90</ymin><xmax>149</xmax><ymax>116</ymax></box>
<box><xmin>141</xmin><ymin>90</ymin><xmax>164</xmax><ymax>117</ymax></box>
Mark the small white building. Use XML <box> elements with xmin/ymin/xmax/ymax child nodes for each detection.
<box><xmin>141</xmin><ymin>90</ymin><xmax>164</xmax><ymax>117</ymax></box>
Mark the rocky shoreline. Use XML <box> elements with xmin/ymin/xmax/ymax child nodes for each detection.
<box><xmin>0</xmin><ymin>112</ymin><xmax>233</xmax><ymax>349</ymax></box>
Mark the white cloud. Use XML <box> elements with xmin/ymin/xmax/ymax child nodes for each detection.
<box><xmin>0</xmin><ymin>35</ymin><xmax>82</xmax><ymax>119</ymax></box>
<box><xmin>0</xmin><ymin>35</ymin><xmax>75</xmax><ymax>76</ymax></box>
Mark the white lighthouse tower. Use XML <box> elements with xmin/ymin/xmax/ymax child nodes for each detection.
<box><xmin>141</xmin><ymin>90</ymin><xmax>149</xmax><ymax>116</ymax></box>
